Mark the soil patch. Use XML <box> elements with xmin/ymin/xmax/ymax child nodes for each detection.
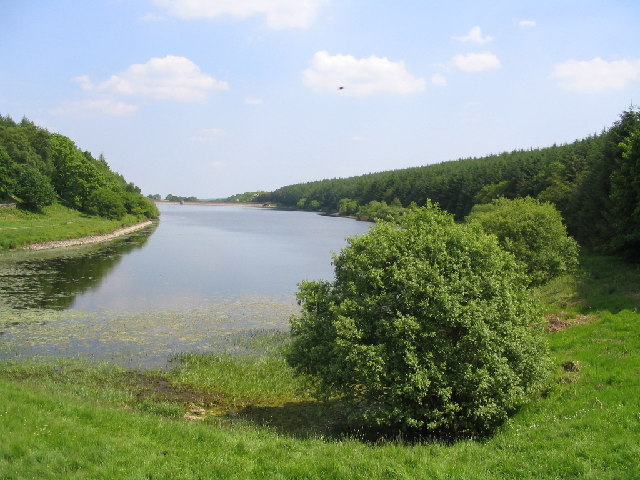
<box><xmin>126</xmin><ymin>372</ymin><xmax>224</xmax><ymax>406</ymax></box>
<box><xmin>546</xmin><ymin>312</ymin><xmax>599</xmax><ymax>332</ymax></box>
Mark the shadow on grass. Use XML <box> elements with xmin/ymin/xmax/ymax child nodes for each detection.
<box><xmin>236</xmin><ymin>399</ymin><xmax>351</xmax><ymax>440</ymax></box>
<box><xmin>573</xmin><ymin>253</ymin><xmax>640</xmax><ymax>313</ymax></box>
<box><xmin>235</xmin><ymin>400</ymin><xmax>484</xmax><ymax>445</ymax></box>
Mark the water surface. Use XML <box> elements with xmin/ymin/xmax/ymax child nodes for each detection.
<box><xmin>0</xmin><ymin>205</ymin><xmax>370</xmax><ymax>367</ymax></box>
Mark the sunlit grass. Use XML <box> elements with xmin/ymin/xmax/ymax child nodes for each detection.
<box><xmin>0</xmin><ymin>203</ymin><xmax>146</xmax><ymax>249</ymax></box>
<box><xmin>1</xmin><ymin>253</ymin><xmax>639</xmax><ymax>478</ymax></box>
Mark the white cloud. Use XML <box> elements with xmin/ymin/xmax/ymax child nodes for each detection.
<box><xmin>552</xmin><ymin>57</ymin><xmax>640</xmax><ymax>93</ymax></box>
<box><xmin>453</xmin><ymin>26</ymin><xmax>493</xmax><ymax>44</ymax></box>
<box><xmin>517</xmin><ymin>20</ymin><xmax>536</xmax><ymax>27</ymax></box>
<box><xmin>351</xmin><ymin>136</ymin><xmax>365</xmax><ymax>142</ymax></box>
<box><xmin>303</xmin><ymin>51</ymin><xmax>425</xmax><ymax>96</ymax></box>
<box><xmin>53</xmin><ymin>99</ymin><xmax>138</xmax><ymax>116</ymax></box>
<box><xmin>152</xmin><ymin>0</ymin><xmax>327</xmax><ymax>29</ymax></box>
<box><xmin>431</xmin><ymin>73</ymin><xmax>447</xmax><ymax>86</ymax></box>
<box><xmin>190</xmin><ymin>128</ymin><xmax>228</xmax><ymax>142</ymax></box>
<box><xmin>209</xmin><ymin>161</ymin><xmax>226</xmax><ymax>168</ymax></box>
<box><xmin>87</xmin><ymin>55</ymin><xmax>228</xmax><ymax>102</ymax></box>
<box><xmin>450</xmin><ymin>52</ymin><xmax>501</xmax><ymax>72</ymax></box>
<box><xmin>72</xmin><ymin>74</ymin><xmax>94</xmax><ymax>91</ymax></box>
<box><xmin>244</xmin><ymin>96</ymin><xmax>263</xmax><ymax>105</ymax></box>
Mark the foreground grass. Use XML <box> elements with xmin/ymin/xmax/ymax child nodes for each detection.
<box><xmin>0</xmin><ymin>203</ymin><xmax>147</xmax><ymax>250</ymax></box>
<box><xmin>1</xmin><ymin>254</ymin><xmax>639</xmax><ymax>478</ymax></box>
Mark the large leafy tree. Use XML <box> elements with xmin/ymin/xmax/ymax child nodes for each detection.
<box><xmin>14</xmin><ymin>165</ymin><xmax>56</xmax><ymax>210</ymax></box>
<box><xmin>286</xmin><ymin>203</ymin><xmax>550</xmax><ymax>438</ymax></box>
<box><xmin>50</xmin><ymin>134</ymin><xmax>106</xmax><ymax>210</ymax></box>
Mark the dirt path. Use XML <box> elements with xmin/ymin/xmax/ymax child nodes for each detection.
<box><xmin>21</xmin><ymin>220</ymin><xmax>154</xmax><ymax>251</ymax></box>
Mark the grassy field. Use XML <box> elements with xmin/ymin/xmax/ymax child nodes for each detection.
<box><xmin>0</xmin><ymin>254</ymin><xmax>639</xmax><ymax>479</ymax></box>
<box><xmin>0</xmin><ymin>203</ymin><xmax>148</xmax><ymax>250</ymax></box>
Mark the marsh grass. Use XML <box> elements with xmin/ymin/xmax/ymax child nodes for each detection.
<box><xmin>0</xmin><ymin>203</ymin><xmax>145</xmax><ymax>250</ymax></box>
<box><xmin>1</xmin><ymin>253</ymin><xmax>639</xmax><ymax>478</ymax></box>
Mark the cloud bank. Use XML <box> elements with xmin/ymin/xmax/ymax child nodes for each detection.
<box><xmin>453</xmin><ymin>26</ymin><xmax>493</xmax><ymax>44</ymax></box>
<box><xmin>303</xmin><ymin>51</ymin><xmax>425</xmax><ymax>96</ymax></box>
<box><xmin>450</xmin><ymin>52</ymin><xmax>501</xmax><ymax>72</ymax></box>
<box><xmin>552</xmin><ymin>57</ymin><xmax>640</xmax><ymax>93</ymax></box>
<box><xmin>92</xmin><ymin>55</ymin><xmax>228</xmax><ymax>102</ymax></box>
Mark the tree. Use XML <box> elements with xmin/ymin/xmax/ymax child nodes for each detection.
<box><xmin>286</xmin><ymin>202</ymin><xmax>550</xmax><ymax>437</ymax></box>
<box><xmin>50</xmin><ymin>134</ymin><xmax>106</xmax><ymax>210</ymax></box>
<box><xmin>608</xmin><ymin>120</ymin><xmax>640</xmax><ymax>256</ymax></box>
<box><xmin>0</xmin><ymin>146</ymin><xmax>15</xmax><ymax>196</ymax></box>
<box><xmin>14</xmin><ymin>164</ymin><xmax>56</xmax><ymax>210</ymax></box>
<box><xmin>466</xmin><ymin>197</ymin><xmax>578</xmax><ymax>286</ymax></box>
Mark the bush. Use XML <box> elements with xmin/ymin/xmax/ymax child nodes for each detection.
<box><xmin>286</xmin><ymin>202</ymin><xmax>550</xmax><ymax>438</ymax></box>
<box><xmin>123</xmin><ymin>192</ymin><xmax>159</xmax><ymax>219</ymax></box>
<box><xmin>466</xmin><ymin>197</ymin><xmax>579</xmax><ymax>286</ymax></box>
<box><xmin>86</xmin><ymin>187</ymin><xmax>126</xmax><ymax>219</ymax></box>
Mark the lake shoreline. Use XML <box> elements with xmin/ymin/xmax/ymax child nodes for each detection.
<box><xmin>21</xmin><ymin>220</ymin><xmax>154</xmax><ymax>251</ymax></box>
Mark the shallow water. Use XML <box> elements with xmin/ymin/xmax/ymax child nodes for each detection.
<box><xmin>0</xmin><ymin>205</ymin><xmax>370</xmax><ymax>368</ymax></box>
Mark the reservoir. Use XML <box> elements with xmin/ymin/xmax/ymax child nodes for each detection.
<box><xmin>0</xmin><ymin>204</ymin><xmax>370</xmax><ymax>367</ymax></box>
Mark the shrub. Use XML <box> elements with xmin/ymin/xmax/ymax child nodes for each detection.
<box><xmin>466</xmin><ymin>197</ymin><xmax>579</xmax><ymax>286</ymax></box>
<box><xmin>123</xmin><ymin>192</ymin><xmax>159</xmax><ymax>219</ymax></box>
<box><xmin>86</xmin><ymin>187</ymin><xmax>126</xmax><ymax>219</ymax></box>
<box><xmin>286</xmin><ymin>202</ymin><xmax>550</xmax><ymax>438</ymax></box>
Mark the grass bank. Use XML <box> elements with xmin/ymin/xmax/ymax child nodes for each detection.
<box><xmin>0</xmin><ymin>254</ymin><xmax>639</xmax><ymax>478</ymax></box>
<box><xmin>0</xmin><ymin>203</ymin><xmax>152</xmax><ymax>250</ymax></box>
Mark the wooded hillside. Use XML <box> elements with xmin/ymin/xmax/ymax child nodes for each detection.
<box><xmin>258</xmin><ymin>109</ymin><xmax>640</xmax><ymax>256</ymax></box>
<box><xmin>0</xmin><ymin>115</ymin><xmax>158</xmax><ymax>220</ymax></box>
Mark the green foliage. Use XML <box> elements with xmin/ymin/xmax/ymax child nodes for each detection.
<box><xmin>86</xmin><ymin>187</ymin><xmax>127</xmax><ymax>219</ymax></box>
<box><xmin>609</xmin><ymin>123</ymin><xmax>640</xmax><ymax>256</ymax></box>
<box><xmin>125</xmin><ymin>192</ymin><xmax>159</xmax><ymax>218</ymax></box>
<box><xmin>0</xmin><ymin>114</ymin><xmax>158</xmax><ymax>220</ymax></box>
<box><xmin>356</xmin><ymin>199</ymin><xmax>405</xmax><ymax>222</ymax></box>
<box><xmin>14</xmin><ymin>164</ymin><xmax>56</xmax><ymax>210</ymax></box>
<box><xmin>0</xmin><ymin>203</ymin><xmax>148</xmax><ymax>250</ymax></box>
<box><xmin>338</xmin><ymin>198</ymin><xmax>359</xmax><ymax>216</ymax></box>
<box><xmin>287</xmin><ymin>202</ymin><xmax>551</xmax><ymax>437</ymax></box>
<box><xmin>164</xmin><ymin>193</ymin><xmax>199</xmax><ymax>202</ymax></box>
<box><xmin>217</xmin><ymin>190</ymin><xmax>268</xmax><ymax>202</ymax></box>
<box><xmin>1</xmin><ymin>253</ymin><xmax>639</xmax><ymax>477</ymax></box>
<box><xmin>467</xmin><ymin>197</ymin><xmax>579</xmax><ymax>286</ymax></box>
<box><xmin>257</xmin><ymin>108</ymin><xmax>640</xmax><ymax>258</ymax></box>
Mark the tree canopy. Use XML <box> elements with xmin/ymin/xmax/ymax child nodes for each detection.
<box><xmin>257</xmin><ymin>108</ymin><xmax>640</xmax><ymax>255</ymax></box>
<box><xmin>286</xmin><ymin>203</ymin><xmax>551</xmax><ymax>437</ymax></box>
<box><xmin>466</xmin><ymin>197</ymin><xmax>579</xmax><ymax>286</ymax></box>
<box><xmin>0</xmin><ymin>115</ymin><xmax>158</xmax><ymax>219</ymax></box>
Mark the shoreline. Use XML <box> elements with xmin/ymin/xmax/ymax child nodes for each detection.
<box><xmin>155</xmin><ymin>201</ymin><xmax>266</xmax><ymax>207</ymax></box>
<box><xmin>21</xmin><ymin>220</ymin><xmax>154</xmax><ymax>251</ymax></box>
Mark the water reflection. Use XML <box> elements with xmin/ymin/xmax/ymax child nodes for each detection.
<box><xmin>0</xmin><ymin>224</ymin><xmax>156</xmax><ymax>310</ymax></box>
<box><xmin>0</xmin><ymin>206</ymin><xmax>370</xmax><ymax>367</ymax></box>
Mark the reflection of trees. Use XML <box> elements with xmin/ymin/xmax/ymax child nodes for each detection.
<box><xmin>0</xmin><ymin>224</ymin><xmax>156</xmax><ymax>310</ymax></box>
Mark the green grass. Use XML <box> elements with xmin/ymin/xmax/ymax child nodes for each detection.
<box><xmin>0</xmin><ymin>203</ymin><xmax>147</xmax><ymax>250</ymax></box>
<box><xmin>1</xmin><ymin>254</ymin><xmax>639</xmax><ymax>478</ymax></box>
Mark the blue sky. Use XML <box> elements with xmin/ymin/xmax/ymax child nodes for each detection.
<box><xmin>2</xmin><ymin>0</ymin><xmax>639</xmax><ymax>199</ymax></box>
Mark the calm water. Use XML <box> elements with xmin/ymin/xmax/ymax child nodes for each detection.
<box><xmin>0</xmin><ymin>205</ymin><xmax>370</xmax><ymax>367</ymax></box>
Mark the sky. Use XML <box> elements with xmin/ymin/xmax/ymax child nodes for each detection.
<box><xmin>2</xmin><ymin>0</ymin><xmax>640</xmax><ymax>199</ymax></box>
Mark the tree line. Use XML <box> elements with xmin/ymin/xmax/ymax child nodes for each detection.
<box><xmin>258</xmin><ymin>109</ymin><xmax>640</xmax><ymax>257</ymax></box>
<box><xmin>0</xmin><ymin>115</ymin><xmax>158</xmax><ymax>220</ymax></box>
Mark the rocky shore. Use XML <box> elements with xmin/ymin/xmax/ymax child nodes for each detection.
<box><xmin>22</xmin><ymin>220</ymin><xmax>154</xmax><ymax>251</ymax></box>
